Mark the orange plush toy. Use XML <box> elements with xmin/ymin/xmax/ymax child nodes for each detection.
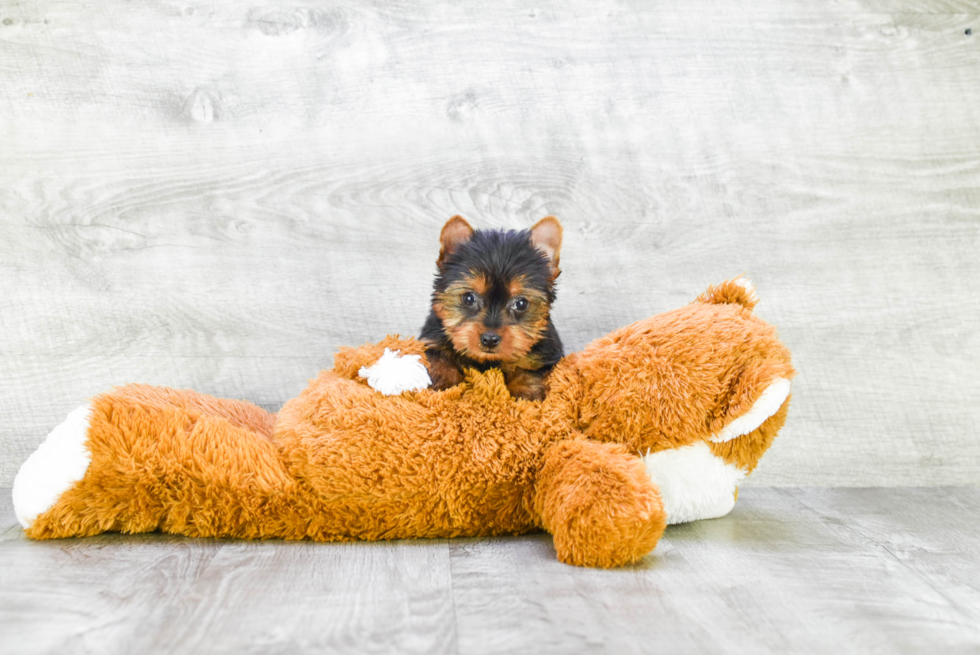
<box><xmin>12</xmin><ymin>278</ymin><xmax>793</xmax><ymax>568</ymax></box>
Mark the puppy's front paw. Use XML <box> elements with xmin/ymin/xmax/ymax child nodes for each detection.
<box><xmin>358</xmin><ymin>348</ymin><xmax>431</xmax><ymax>396</ymax></box>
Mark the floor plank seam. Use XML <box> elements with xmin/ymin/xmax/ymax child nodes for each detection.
<box><xmin>448</xmin><ymin>541</ymin><xmax>463</xmax><ymax>655</ymax></box>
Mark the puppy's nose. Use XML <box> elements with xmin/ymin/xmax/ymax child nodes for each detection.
<box><xmin>480</xmin><ymin>332</ymin><xmax>501</xmax><ymax>349</ymax></box>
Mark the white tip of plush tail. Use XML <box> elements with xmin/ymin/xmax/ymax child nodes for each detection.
<box><xmin>359</xmin><ymin>348</ymin><xmax>431</xmax><ymax>396</ymax></box>
<box><xmin>12</xmin><ymin>404</ymin><xmax>93</xmax><ymax>529</ymax></box>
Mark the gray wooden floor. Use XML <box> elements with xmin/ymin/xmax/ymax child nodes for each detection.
<box><xmin>2</xmin><ymin>487</ymin><xmax>979</xmax><ymax>655</ymax></box>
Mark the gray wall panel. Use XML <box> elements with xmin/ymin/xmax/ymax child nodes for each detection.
<box><xmin>1</xmin><ymin>1</ymin><xmax>978</xmax><ymax>486</ymax></box>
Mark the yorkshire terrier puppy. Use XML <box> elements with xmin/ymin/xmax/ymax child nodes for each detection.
<box><xmin>420</xmin><ymin>215</ymin><xmax>565</xmax><ymax>401</ymax></box>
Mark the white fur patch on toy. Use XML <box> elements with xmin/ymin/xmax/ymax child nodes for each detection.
<box><xmin>710</xmin><ymin>377</ymin><xmax>791</xmax><ymax>443</ymax></box>
<box><xmin>733</xmin><ymin>276</ymin><xmax>758</xmax><ymax>304</ymax></box>
<box><xmin>12</xmin><ymin>404</ymin><xmax>93</xmax><ymax>529</ymax></box>
<box><xmin>359</xmin><ymin>348</ymin><xmax>432</xmax><ymax>396</ymax></box>
<box><xmin>642</xmin><ymin>442</ymin><xmax>745</xmax><ymax>525</ymax></box>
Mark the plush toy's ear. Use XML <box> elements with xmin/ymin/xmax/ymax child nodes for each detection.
<box><xmin>530</xmin><ymin>216</ymin><xmax>562</xmax><ymax>280</ymax></box>
<box><xmin>438</xmin><ymin>215</ymin><xmax>474</xmax><ymax>270</ymax></box>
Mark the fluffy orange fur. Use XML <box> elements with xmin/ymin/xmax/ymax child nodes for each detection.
<box><xmin>25</xmin><ymin>279</ymin><xmax>793</xmax><ymax>568</ymax></box>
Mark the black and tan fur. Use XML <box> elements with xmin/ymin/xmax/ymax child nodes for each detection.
<box><xmin>420</xmin><ymin>215</ymin><xmax>564</xmax><ymax>400</ymax></box>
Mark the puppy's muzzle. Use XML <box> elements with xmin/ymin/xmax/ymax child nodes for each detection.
<box><xmin>480</xmin><ymin>332</ymin><xmax>501</xmax><ymax>350</ymax></box>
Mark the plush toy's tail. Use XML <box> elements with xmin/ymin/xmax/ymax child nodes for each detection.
<box><xmin>696</xmin><ymin>276</ymin><xmax>758</xmax><ymax>311</ymax></box>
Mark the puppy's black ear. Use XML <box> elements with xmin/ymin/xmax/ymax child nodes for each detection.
<box><xmin>438</xmin><ymin>215</ymin><xmax>474</xmax><ymax>269</ymax></box>
<box><xmin>530</xmin><ymin>216</ymin><xmax>562</xmax><ymax>280</ymax></box>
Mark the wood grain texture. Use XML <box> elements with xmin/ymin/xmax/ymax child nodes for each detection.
<box><xmin>2</xmin><ymin>487</ymin><xmax>979</xmax><ymax>654</ymax></box>
<box><xmin>451</xmin><ymin>487</ymin><xmax>980</xmax><ymax>654</ymax></box>
<box><xmin>1</xmin><ymin>0</ymin><xmax>979</xmax><ymax>486</ymax></box>
<box><xmin>0</xmin><ymin>498</ymin><xmax>457</xmax><ymax>654</ymax></box>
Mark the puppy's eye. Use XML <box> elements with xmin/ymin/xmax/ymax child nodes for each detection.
<box><xmin>462</xmin><ymin>292</ymin><xmax>477</xmax><ymax>307</ymax></box>
<box><xmin>513</xmin><ymin>297</ymin><xmax>529</xmax><ymax>312</ymax></box>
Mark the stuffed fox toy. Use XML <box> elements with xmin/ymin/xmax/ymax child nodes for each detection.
<box><xmin>12</xmin><ymin>278</ymin><xmax>793</xmax><ymax>568</ymax></box>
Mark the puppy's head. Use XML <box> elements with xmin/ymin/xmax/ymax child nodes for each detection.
<box><xmin>431</xmin><ymin>215</ymin><xmax>562</xmax><ymax>363</ymax></box>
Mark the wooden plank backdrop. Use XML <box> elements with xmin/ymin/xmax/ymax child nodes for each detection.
<box><xmin>1</xmin><ymin>0</ymin><xmax>978</xmax><ymax>487</ymax></box>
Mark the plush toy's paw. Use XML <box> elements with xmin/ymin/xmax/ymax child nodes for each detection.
<box><xmin>358</xmin><ymin>348</ymin><xmax>431</xmax><ymax>396</ymax></box>
<box><xmin>642</xmin><ymin>442</ymin><xmax>745</xmax><ymax>525</ymax></box>
<box><xmin>536</xmin><ymin>440</ymin><xmax>666</xmax><ymax>568</ymax></box>
<box><xmin>710</xmin><ymin>377</ymin><xmax>792</xmax><ymax>444</ymax></box>
<box><xmin>12</xmin><ymin>404</ymin><xmax>93</xmax><ymax>529</ymax></box>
